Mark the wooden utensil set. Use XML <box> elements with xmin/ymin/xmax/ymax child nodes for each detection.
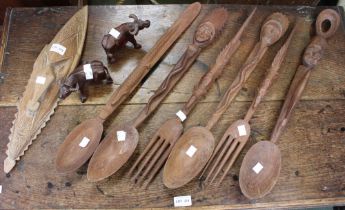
<box><xmin>5</xmin><ymin>3</ymin><xmax>340</xmax><ymax>200</ymax></box>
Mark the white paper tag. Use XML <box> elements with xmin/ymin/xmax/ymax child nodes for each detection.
<box><xmin>35</xmin><ymin>76</ymin><xmax>46</xmax><ymax>85</ymax></box>
<box><xmin>174</xmin><ymin>195</ymin><xmax>192</xmax><ymax>207</ymax></box>
<box><xmin>252</xmin><ymin>162</ymin><xmax>264</xmax><ymax>174</ymax></box>
<box><xmin>83</xmin><ymin>64</ymin><xmax>93</xmax><ymax>80</ymax></box>
<box><xmin>50</xmin><ymin>43</ymin><xmax>66</xmax><ymax>55</ymax></box>
<box><xmin>109</xmin><ymin>28</ymin><xmax>121</xmax><ymax>39</ymax></box>
<box><xmin>176</xmin><ymin>110</ymin><xmax>187</xmax><ymax>122</ymax></box>
<box><xmin>117</xmin><ymin>130</ymin><xmax>126</xmax><ymax>141</ymax></box>
<box><xmin>0</xmin><ymin>185</ymin><xmax>2</xmax><ymax>194</ymax></box>
<box><xmin>237</xmin><ymin>124</ymin><xmax>247</xmax><ymax>136</ymax></box>
<box><xmin>186</xmin><ymin>145</ymin><xmax>197</xmax><ymax>158</ymax></box>
<box><xmin>79</xmin><ymin>137</ymin><xmax>90</xmax><ymax>148</ymax></box>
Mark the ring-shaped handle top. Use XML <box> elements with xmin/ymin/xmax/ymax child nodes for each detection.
<box><xmin>316</xmin><ymin>9</ymin><xmax>340</xmax><ymax>39</ymax></box>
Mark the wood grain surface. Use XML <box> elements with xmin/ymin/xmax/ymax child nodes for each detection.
<box><xmin>0</xmin><ymin>4</ymin><xmax>345</xmax><ymax>209</ymax></box>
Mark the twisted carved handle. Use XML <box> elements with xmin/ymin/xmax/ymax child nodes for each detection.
<box><xmin>270</xmin><ymin>9</ymin><xmax>340</xmax><ymax>144</ymax></box>
<box><xmin>132</xmin><ymin>45</ymin><xmax>201</xmax><ymax>128</ymax></box>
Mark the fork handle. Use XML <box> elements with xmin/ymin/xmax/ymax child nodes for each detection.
<box><xmin>244</xmin><ymin>25</ymin><xmax>296</xmax><ymax>122</ymax></box>
<box><xmin>205</xmin><ymin>43</ymin><xmax>267</xmax><ymax>130</ymax></box>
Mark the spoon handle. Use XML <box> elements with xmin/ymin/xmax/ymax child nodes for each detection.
<box><xmin>97</xmin><ymin>3</ymin><xmax>202</xmax><ymax>121</ymax></box>
<box><xmin>244</xmin><ymin>25</ymin><xmax>296</xmax><ymax>122</ymax></box>
<box><xmin>182</xmin><ymin>8</ymin><xmax>257</xmax><ymax>116</ymax></box>
<box><xmin>270</xmin><ymin>9</ymin><xmax>340</xmax><ymax>144</ymax></box>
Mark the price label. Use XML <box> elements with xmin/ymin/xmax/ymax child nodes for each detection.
<box><xmin>174</xmin><ymin>195</ymin><xmax>192</xmax><ymax>207</ymax></box>
<box><xmin>109</xmin><ymin>28</ymin><xmax>121</xmax><ymax>39</ymax></box>
<box><xmin>79</xmin><ymin>137</ymin><xmax>90</xmax><ymax>148</ymax></box>
<box><xmin>252</xmin><ymin>162</ymin><xmax>264</xmax><ymax>174</ymax></box>
<box><xmin>83</xmin><ymin>64</ymin><xmax>93</xmax><ymax>80</ymax></box>
<box><xmin>117</xmin><ymin>130</ymin><xmax>126</xmax><ymax>141</ymax></box>
<box><xmin>35</xmin><ymin>76</ymin><xmax>46</xmax><ymax>85</ymax></box>
<box><xmin>186</xmin><ymin>145</ymin><xmax>197</xmax><ymax>158</ymax></box>
<box><xmin>176</xmin><ymin>110</ymin><xmax>186</xmax><ymax>122</ymax></box>
<box><xmin>50</xmin><ymin>43</ymin><xmax>66</xmax><ymax>55</ymax></box>
<box><xmin>237</xmin><ymin>124</ymin><xmax>247</xmax><ymax>136</ymax></box>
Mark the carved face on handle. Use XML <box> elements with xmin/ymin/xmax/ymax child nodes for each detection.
<box><xmin>260</xmin><ymin>13</ymin><xmax>289</xmax><ymax>46</ymax></box>
<box><xmin>302</xmin><ymin>36</ymin><xmax>327</xmax><ymax>68</ymax></box>
<box><xmin>195</xmin><ymin>22</ymin><xmax>216</xmax><ymax>45</ymax></box>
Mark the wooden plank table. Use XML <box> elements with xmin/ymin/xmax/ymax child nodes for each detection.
<box><xmin>0</xmin><ymin>4</ymin><xmax>345</xmax><ymax>209</ymax></box>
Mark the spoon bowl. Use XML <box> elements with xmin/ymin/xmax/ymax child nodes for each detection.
<box><xmin>56</xmin><ymin>118</ymin><xmax>103</xmax><ymax>173</ymax></box>
<box><xmin>163</xmin><ymin>126</ymin><xmax>214</xmax><ymax>188</ymax></box>
<box><xmin>87</xmin><ymin>123</ymin><xmax>138</xmax><ymax>181</ymax></box>
<box><xmin>239</xmin><ymin>141</ymin><xmax>281</xmax><ymax>199</ymax></box>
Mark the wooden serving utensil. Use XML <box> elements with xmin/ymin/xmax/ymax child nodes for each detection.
<box><xmin>239</xmin><ymin>9</ymin><xmax>341</xmax><ymax>200</ymax></box>
<box><xmin>201</xmin><ymin>24</ymin><xmax>296</xmax><ymax>186</ymax></box>
<box><xmin>163</xmin><ymin>12</ymin><xmax>290</xmax><ymax>189</ymax></box>
<box><xmin>86</xmin><ymin>7</ymin><xmax>228</xmax><ymax>182</ymax></box>
<box><xmin>4</xmin><ymin>6</ymin><xmax>88</xmax><ymax>173</ymax></box>
<box><xmin>55</xmin><ymin>2</ymin><xmax>202</xmax><ymax>173</ymax></box>
<box><xmin>128</xmin><ymin>8</ymin><xmax>257</xmax><ymax>188</ymax></box>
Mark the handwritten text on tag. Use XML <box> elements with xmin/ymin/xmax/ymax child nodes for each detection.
<box><xmin>174</xmin><ymin>195</ymin><xmax>192</xmax><ymax>207</ymax></box>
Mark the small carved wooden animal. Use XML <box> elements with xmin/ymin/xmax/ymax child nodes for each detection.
<box><xmin>102</xmin><ymin>14</ymin><xmax>150</xmax><ymax>63</ymax></box>
<box><xmin>59</xmin><ymin>60</ymin><xmax>113</xmax><ymax>103</ymax></box>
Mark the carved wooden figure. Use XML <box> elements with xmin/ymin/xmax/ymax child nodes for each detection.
<box><xmin>163</xmin><ymin>12</ymin><xmax>289</xmax><ymax>189</ymax></box>
<box><xmin>102</xmin><ymin>14</ymin><xmax>150</xmax><ymax>63</ymax></box>
<box><xmin>86</xmin><ymin>7</ymin><xmax>228</xmax><ymax>182</ymax></box>
<box><xmin>239</xmin><ymin>9</ymin><xmax>341</xmax><ymax>200</ymax></box>
<box><xmin>59</xmin><ymin>60</ymin><xmax>113</xmax><ymax>103</ymax></box>
<box><xmin>4</xmin><ymin>6</ymin><xmax>88</xmax><ymax>173</ymax></box>
<box><xmin>55</xmin><ymin>2</ymin><xmax>202</xmax><ymax>173</ymax></box>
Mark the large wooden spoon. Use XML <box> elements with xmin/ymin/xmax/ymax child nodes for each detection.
<box><xmin>163</xmin><ymin>12</ymin><xmax>289</xmax><ymax>189</ymax></box>
<box><xmin>239</xmin><ymin>9</ymin><xmax>340</xmax><ymax>200</ymax></box>
<box><xmin>86</xmin><ymin>7</ymin><xmax>228</xmax><ymax>182</ymax></box>
<box><xmin>55</xmin><ymin>2</ymin><xmax>202</xmax><ymax>173</ymax></box>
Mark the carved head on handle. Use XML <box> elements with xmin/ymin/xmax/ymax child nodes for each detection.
<box><xmin>303</xmin><ymin>9</ymin><xmax>340</xmax><ymax>68</ymax></box>
<box><xmin>194</xmin><ymin>8</ymin><xmax>228</xmax><ymax>47</ymax></box>
<box><xmin>260</xmin><ymin>13</ymin><xmax>289</xmax><ymax>47</ymax></box>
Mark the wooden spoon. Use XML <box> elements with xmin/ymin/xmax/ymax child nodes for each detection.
<box><xmin>239</xmin><ymin>9</ymin><xmax>340</xmax><ymax>200</ymax></box>
<box><xmin>55</xmin><ymin>2</ymin><xmax>202</xmax><ymax>173</ymax></box>
<box><xmin>86</xmin><ymin>7</ymin><xmax>228</xmax><ymax>182</ymax></box>
<box><xmin>163</xmin><ymin>12</ymin><xmax>290</xmax><ymax>189</ymax></box>
<box><xmin>128</xmin><ymin>8</ymin><xmax>257</xmax><ymax>188</ymax></box>
<box><xmin>201</xmin><ymin>24</ymin><xmax>296</xmax><ymax>186</ymax></box>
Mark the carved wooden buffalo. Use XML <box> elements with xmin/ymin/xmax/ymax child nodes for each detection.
<box><xmin>59</xmin><ymin>60</ymin><xmax>113</xmax><ymax>103</ymax></box>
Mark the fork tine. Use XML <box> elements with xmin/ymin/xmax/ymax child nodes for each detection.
<box><xmin>200</xmin><ymin>131</ymin><xmax>230</xmax><ymax>179</ymax></box>
<box><xmin>216</xmin><ymin>141</ymin><xmax>246</xmax><ymax>186</ymax></box>
<box><xmin>209</xmin><ymin>138</ymin><xmax>238</xmax><ymax>184</ymax></box>
<box><xmin>129</xmin><ymin>134</ymin><xmax>160</xmax><ymax>176</ymax></box>
<box><xmin>143</xmin><ymin>145</ymin><xmax>172</xmax><ymax>189</ymax></box>
<box><xmin>204</xmin><ymin>135</ymin><xmax>235</xmax><ymax>183</ymax></box>
<box><xmin>131</xmin><ymin>136</ymin><xmax>163</xmax><ymax>182</ymax></box>
<box><xmin>136</xmin><ymin>141</ymin><xmax>169</xmax><ymax>185</ymax></box>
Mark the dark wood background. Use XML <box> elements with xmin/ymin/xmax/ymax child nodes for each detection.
<box><xmin>0</xmin><ymin>4</ymin><xmax>344</xmax><ymax>209</ymax></box>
